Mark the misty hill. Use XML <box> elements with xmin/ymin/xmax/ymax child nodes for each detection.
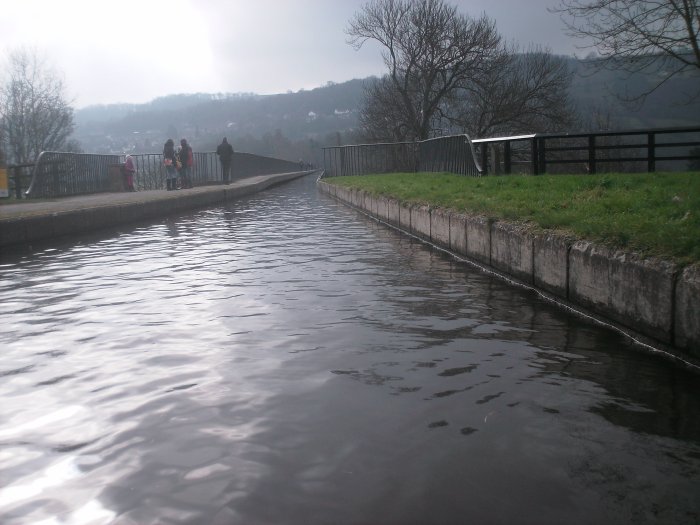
<box><xmin>568</xmin><ymin>56</ymin><xmax>700</xmax><ymax>129</ymax></box>
<box><xmin>73</xmin><ymin>80</ymin><xmax>367</xmax><ymax>162</ymax></box>
<box><xmin>72</xmin><ymin>56</ymin><xmax>700</xmax><ymax>164</ymax></box>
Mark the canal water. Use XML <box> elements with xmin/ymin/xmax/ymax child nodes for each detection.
<box><xmin>1</xmin><ymin>174</ymin><xmax>698</xmax><ymax>525</ymax></box>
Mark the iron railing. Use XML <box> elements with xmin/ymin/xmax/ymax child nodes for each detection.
<box><xmin>22</xmin><ymin>151</ymin><xmax>302</xmax><ymax>198</ymax></box>
<box><xmin>322</xmin><ymin>141</ymin><xmax>417</xmax><ymax>177</ymax></box>
<box><xmin>418</xmin><ymin>135</ymin><xmax>482</xmax><ymax>176</ymax></box>
<box><xmin>24</xmin><ymin>152</ymin><xmax>120</xmax><ymax>198</ymax></box>
<box><xmin>322</xmin><ymin>134</ymin><xmax>482</xmax><ymax>178</ymax></box>
<box><xmin>125</xmin><ymin>152</ymin><xmax>223</xmax><ymax>191</ymax></box>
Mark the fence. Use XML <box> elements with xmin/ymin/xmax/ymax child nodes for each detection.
<box><xmin>322</xmin><ymin>126</ymin><xmax>700</xmax><ymax>178</ymax></box>
<box><xmin>322</xmin><ymin>134</ymin><xmax>482</xmax><ymax>178</ymax></box>
<box><xmin>472</xmin><ymin>126</ymin><xmax>700</xmax><ymax>175</ymax></box>
<box><xmin>126</xmin><ymin>152</ymin><xmax>222</xmax><ymax>191</ymax></box>
<box><xmin>23</xmin><ymin>152</ymin><xmax>120</xmax><ymax>199</ymax></box>
<box><xmin>18</xmin><ymin>151</ymin><xmax>302</xmax><ymax>199</ymax></box>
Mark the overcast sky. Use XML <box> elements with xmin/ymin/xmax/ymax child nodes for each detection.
<box><xmin>1</xmin><ymin>0</ymin><xmax>585</xmax><ymax>109</ymax></box>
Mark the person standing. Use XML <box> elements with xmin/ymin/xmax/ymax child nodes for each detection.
<box><xmin>179</xmin><ymin>138</ymin><xmax>194</xmax><ymax>189</ymax></box>
<box><xmin>123</xmin><ymin>154</ymin><xmax>136</xmax><ymax>191</ymax></box>
<box><xmin>216</xmin><ymin>137</ymin><xmax>234</xmax><ymax>184</ymax></box>
<box><xmin>163</xmin><ymin>139</ymin><xmax>178</xmax><ymax>190</ymax></box>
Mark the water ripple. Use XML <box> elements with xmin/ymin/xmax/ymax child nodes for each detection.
<box><xmin>0</xmin><ymin>175</ymin><xmax>699</xmax><ymax>524</ymax></box>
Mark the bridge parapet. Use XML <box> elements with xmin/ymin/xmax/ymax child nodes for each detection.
<box><xmin>21</xmin><ymin>151</ymin><xmax>301</xmax><ymax>199</ymax></box>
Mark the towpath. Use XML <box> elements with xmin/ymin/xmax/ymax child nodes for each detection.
<box><xmin>0</xmin><ymin>170</ymin><xmax>314</xmax><ymax>248</ymax></box>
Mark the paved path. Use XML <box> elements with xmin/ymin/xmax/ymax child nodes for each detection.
<box><xmin>0</xmin><ymin>171</ymin><xmax>314</xmax><ymax>247</ymax></box>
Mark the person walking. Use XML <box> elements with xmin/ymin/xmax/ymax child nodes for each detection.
<box><xmin>163</xmin><ymin>139</ymin><xmax>178</xmax><ymax>190</ymax></box>
<box><xmin>178</xmin><ymin>138</ymin><xmax>194</xmax><ymax>189</ymax></box>
<box><xmin>216</xmin><ymin>137</ymin><xmax>234</xmax><ymax>184</ymax></box>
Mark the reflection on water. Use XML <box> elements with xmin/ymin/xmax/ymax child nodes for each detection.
<box><xmin>1</xmin><ymin>174</ymin><xmax>699</xmax><ymax>524</ymax></box>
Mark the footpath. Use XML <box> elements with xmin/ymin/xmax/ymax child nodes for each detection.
<box><xmin>0</xmin><ymin>171</ymin><xmax>313</xmax><ymax>248</ymax></box>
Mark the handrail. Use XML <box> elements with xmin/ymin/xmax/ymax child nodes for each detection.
<box><xmin>472</xmin><ymin>134</ymin><xmax>536</xmax><ymax>144</ymax></box>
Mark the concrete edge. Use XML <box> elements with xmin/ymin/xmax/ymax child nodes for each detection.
<box><xmin>0</xmin><ymin>172</ymin><xmax>309</xmax><ymax>248</ymax></box>
<box><xmin>317</xmin><ymin>180</ymin><xmax>699</xmax><ymax>361</ymax></box>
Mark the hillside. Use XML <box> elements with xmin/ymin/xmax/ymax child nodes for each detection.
<box><xmin>569</xmin><ymin>57</ymin><xmax>700</xmax><ymax>129</ymax></box>
<box><xmin>72</xmin><ymin>56</ymin><xmax>700</xmax><ymax>164</ymax></box>
<box><xmin>73</xmin><ymin>80</ymin><xmax>367</xmax><ymax>164</ymax></box>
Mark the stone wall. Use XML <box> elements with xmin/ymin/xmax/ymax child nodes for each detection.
<box><xmin>319</xmin><ymin>180</ymin><xmax>700</xmax><ymax>361</ymax></box>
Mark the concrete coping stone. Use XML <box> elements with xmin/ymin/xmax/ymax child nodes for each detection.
<box><xmin>318</xmin><ymin>180</ymin><xmax>700</xmax><ymax>361</ymax></box>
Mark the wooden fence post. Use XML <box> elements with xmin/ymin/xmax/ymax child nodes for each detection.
<box><xmin>531</xmin><ymin>138</ymin><xmax>539</xmax><ymax>175</ymax></box>
<box><xmin>588</xmin><ymin>135</ymin><xmax>596</xmax><ymax>174</ymax></box>
<box><xmin>504</xmin><ymin>141</ymin><xmax>512</xmax><ymax>174</ymax></box>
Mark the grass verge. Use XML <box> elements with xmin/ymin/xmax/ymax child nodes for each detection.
<box><xmin>325</xmin><ymin>172</ymin><xmax>700</xmax><ymax>265</ymax></box>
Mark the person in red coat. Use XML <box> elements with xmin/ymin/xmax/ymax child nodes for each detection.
<box><xmin>123</xmin><ymin>155</ymin><xmax>136</xmax><ymax>191</ymax></box>
<box><xmin>179</xmin><ymin>138</ymin><xmax>194</xmax><ymax>189</ymax></box>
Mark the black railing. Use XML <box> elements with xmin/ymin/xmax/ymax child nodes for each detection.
<box><xmin>24</xmin><ymin>152</ymin><xmax>121</xmax><ymax>199</ymax></box>
<box><xmin>322</xmin><ymin>134</ymin><xmax>482</xmax><ymax>178</ymax></box>
<box><xmin>21</xmin><ymin>151</ymin><xmax>302</xmax><ymax>198</ymax></box>
<box><xmin>473</xmin><ymin>126</ymin><xmax>700</xmax><ymax>175</ymax></box>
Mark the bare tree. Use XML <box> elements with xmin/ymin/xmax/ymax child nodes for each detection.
<box><xmin>0</xmin><ymin>48</ymin><xmax>76</xmax><ymax>165</ymax></box>
<box><xmin>552</xmin><ymin>0</ymin><xmax>700</xmax><ymax>103</ymax></box>
<box><xmin>346</xmin><ymin>0</ymin><xmax>503</xmax><ymax>141</ymax></box>
<box><xmin>0</xmin><ymin>126</ymin><xmax>5</xmax><ymax>167</ymax></box>
<box><xmin>359</xmin><ymin>76</ymin><xmax>415</xmax><ymax>142</ymax></box>
<box><xmin>445</xmin><ymin>46</ymin><xmax>578</xmax><ymax>138</ymax></box>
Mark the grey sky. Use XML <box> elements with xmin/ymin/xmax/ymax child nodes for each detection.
<box><xmin>1</xmin><ymin>0</ymin><xmax>584</xmax><ymax>108</ymax></box>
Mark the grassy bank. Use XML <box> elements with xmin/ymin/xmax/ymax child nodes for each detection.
<box><xmin>326</xmin><ymin>172</ymin><xmax>700</xmax><ymax>264</ymax></box>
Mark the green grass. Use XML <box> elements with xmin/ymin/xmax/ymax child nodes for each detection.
<box><xmin>326</xmin><ymin>172</ymin><xmax>700</xmax><ymax>264</ymax></box>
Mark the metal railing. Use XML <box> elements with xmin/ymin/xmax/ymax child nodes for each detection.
<box><xmin>22</xmin><ymin>151</ymin><xmax>302</xmax><ymax>198</ymax></box>
<box><xmin>419</xmin><ymin>135</ymin><xmax>482</xmax><ymax>176</ymax></box>
<box><xmin>125</xmin><ymin>152</ymin><xmax>223</xmax><ymax>191</ymax></box>
<box><xmin>473</xmin><ymin>126</ymin><xmax>700</xmax><ymax>175</ymax></box>
<box><xmin>24</xmin><ymin>152</ymin><xmax>120</xmax><ymax>198</ymax></box>
<box><xmin>322</xmin><ymin>134</ymin><xmax>482</xmax><ymax>178</ymax></box>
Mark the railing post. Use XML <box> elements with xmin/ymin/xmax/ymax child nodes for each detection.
<box><xmin>647</xmin><ymin>132</ymin><xmax>656</xmax><ymax>173</ymax></box>
<box><xmin>588</xmin><ymin>135</ymin><xmax>596</xmax><ymax>174</ymax></box>
<box><xmin>480</xmin><ymin>144</ymin><xmax>488</xmax><ymax>175</ymax></box>
<box><xmin>538</xmin><ymin>138</ymin><xmax>547</xmax><ymax>174</ymax></box>
<box><xmin>531</xmin><ymin>138</ymin><xmax>539</xmax><ymax>175</ymax></box>
<box><xmin>504</xmin><ymin>141</ymin><xmax>512</xmax><ymax>174</ymax></box>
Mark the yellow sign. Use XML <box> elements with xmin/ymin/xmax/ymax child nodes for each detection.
<box><xmin>0</xmin><ymin>168</ymin><xmax>8</xmax><ymax>198</ymax></box>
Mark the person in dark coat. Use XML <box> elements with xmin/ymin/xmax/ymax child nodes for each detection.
<box><xmin>216</xmin><ymin>137</ymin><xmax>234</xmax><ymax>184</ymax></box>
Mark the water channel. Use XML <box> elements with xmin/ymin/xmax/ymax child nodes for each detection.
<box><xmin>1</xmin><ymin>174</ymin><xmax>699</xmax><ymax>524</ymax></box>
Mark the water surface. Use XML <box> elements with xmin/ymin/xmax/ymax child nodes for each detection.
<box><xmin>1</xmin><ymin>175</ymin><xmax>699</xmax><ymax>524</ymax></box>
